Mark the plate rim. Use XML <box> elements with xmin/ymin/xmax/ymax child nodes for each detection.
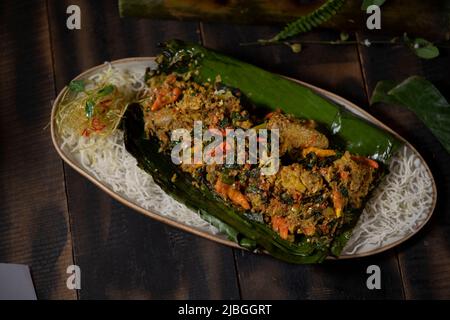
<box><xmin>50</xmin><ymin>57</ymin><xmax>437</xmax><ymax>260</ymax></box>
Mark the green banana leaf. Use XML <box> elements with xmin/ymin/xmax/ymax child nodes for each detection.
<box><xmin>124</xmin><ymin>104</ymin><xmax>328</xmax><ymax>263</ymax></box>
<box><xmin>123</xmin><ymin>41</ymin><xmax>402</xmax><ymax>263</ymax></box>
<box><xmin>155</xmin><ymin>40</ymin><xmax>402</xmax><ymax>162</ymax></box>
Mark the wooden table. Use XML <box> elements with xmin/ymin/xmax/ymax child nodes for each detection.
<box><xmin>1</xmin><ymin>0</ymin><xmax>450</xmax><ymax>299</ymax></box>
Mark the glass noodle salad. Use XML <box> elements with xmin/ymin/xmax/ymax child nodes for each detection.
<box><xmin>55</xmin><ymin>63</ymin><xmax>145</xmax><ymax>139</ymax></box>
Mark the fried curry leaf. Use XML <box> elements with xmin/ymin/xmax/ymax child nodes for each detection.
<box><xmin>371</xmin><ymin>76</ymin><xmax>450</xmax><ymax>154</ymax></box>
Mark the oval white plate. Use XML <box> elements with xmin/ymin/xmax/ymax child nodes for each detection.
<box><xmin>51</xmin><ymin>58</ymin><xmax>437</xmax><ymax>259</ymax></box>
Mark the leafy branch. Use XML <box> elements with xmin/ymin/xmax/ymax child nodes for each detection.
<box><xmin>240</xmin><ymin>0</ymin><xmax>444</xmax><ymax>60</ymax></box>
<box><xmin>361</xmin><ymin>0</ymin><xmax>386</xmax><ymax>10</ymax></box>
<box><xmin>249</xmin><ymin>0</ymin><xmax>346</xmax><ymax>45</ymax></box>
<box><xmin>243</xmin><ymin>32</ymin><xmax>443</xmax><ymax>60</ymax></box>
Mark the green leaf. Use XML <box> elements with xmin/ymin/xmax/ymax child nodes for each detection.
<box><xmin>239</xmin><ymin>237</ymin><xmax>258</xmax><ymax>250</ymax></box>
<box><xmin>68</xmin><ymin>80</ymin><xmax>85</xmax><ymax>93</ymax></box>
<box><xmin>98</xmin><ymin>84</ymin><xmax>115</xmax><ymax>97</ymax></box>
<box><xmin>411</xmin><ymin>38</ymin><xmax>440</xmax><ymax>60</ymax></box>
<box><xmin>340</xmin><ymin>32</ymin><xmax>349</xmax><ymax>42</ymax></box>
<box><xmin>85</xmin><ymin>99</ymin><xmax>95</xmax><ymax>118</ymax></box>
<box><xmin>361</xmin><ymin>0</ymin><xmax>386</xmax><ymax>10</ymax></box>
<box><xmin>370</xmin><ymin>80</ymin><xmax>398</xmax><ymax>105</ymax></box>
<box><xmin>371</xmin><ymin>76</ymin><xmax>450</xmax><ymax>153</ymax></box>
<box><xmin>262</xmin><ymin>0</ymin><xmax>346</xmax><ymax>42</ymax></box>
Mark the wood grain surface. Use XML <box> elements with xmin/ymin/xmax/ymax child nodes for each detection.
<box><xmin>0</xmin><ymin>0</ymin><xmax>75</xmax><ymax>299</ymax></box>
<box><xmin>0</xmin><ymin>0</ymin><xmax>449</xmax><ymax>299</ymax></box>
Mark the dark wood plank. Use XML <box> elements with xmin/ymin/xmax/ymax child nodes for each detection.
<box><xmin>357</xmin><ymin>32</ymin><xmax>450</xmax><ymax>299</ymax></box>
<box><xmin>0</xmin><ymin>0</ymin><xmax>76</xmax><ymax>299</ymax></box>
<box><xmin>201</xmin><ymin>23</ymin><xmax>405</xmax><ymax>299</ymax></box>
<box><xmin>47</xmin><ymin>0</ymin><xmax>240</xmax><ymax>299</ymax></box>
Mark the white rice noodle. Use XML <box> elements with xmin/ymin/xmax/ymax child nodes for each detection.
<box><xmin>61</xmin><ymin>131</ymin><xmax>219</xmax><ymax>234</ymax></box>
<box><xmin>342</xmin><ymin>145</ymin><xmax>433</xmax><ymax>255</ymax></box>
